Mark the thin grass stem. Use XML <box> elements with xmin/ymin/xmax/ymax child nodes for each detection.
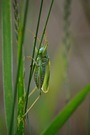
<box><xmin>36</xmin><ymin>0</ymin><xmax>55</xmax><ymax>58</ymax></box>
<box><xmin>24</xmin><ymin>0</ymin><xmax>44</xmax><ymax>114</ymax></box>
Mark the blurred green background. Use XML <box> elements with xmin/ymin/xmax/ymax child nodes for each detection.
<box><xmin>0</xmin><ymin>0</ymin><xmax>90</xmax><ymax>135</ymax></box>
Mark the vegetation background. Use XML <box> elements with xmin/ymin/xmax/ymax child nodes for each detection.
<box><xmin>0</xmin><ymin>0</ymin><xmax>90</xmax><ymax>135</ymax></box>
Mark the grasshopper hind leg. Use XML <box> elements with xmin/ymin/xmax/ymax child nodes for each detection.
<box><xmin>24</xmin><ymin>87</ymin><xmax>41</xmax><ymax>117</ymax></box>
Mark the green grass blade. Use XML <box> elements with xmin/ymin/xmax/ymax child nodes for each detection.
<box><xmin>15</xmin><ymin>0</ymin><xmax>29</xmax><ymax>135</ymax></box>
<box><xmin>16</xmin><ymin>55</ymin><xmax>24</xmax><ymax>135</ymax></box>
<box><xmin>16</xmin><ymin>27</ymin><xmax>25</xmax><ymax>134</ymax></box>
<box><xmin>41</xmin><ymin>84</ymin><xmax>90</xmax><ymax>135</ymax></box>
<box><xmin>2</xmin><ymin>0</ymin><xmax>13</xmax><ymax>133</ymax></box>
<box><xmin>9</xmin><ymin>0</ymin><xmax>29</xmax><ymax>135</ymax></box>
<box><xmin>15</xmin><ymin>1</ymin><xmax>25</xmax><ymax>134</ymax></box>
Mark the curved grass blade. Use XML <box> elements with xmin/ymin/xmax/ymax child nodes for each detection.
<box><xmin>2</xmin><ymin>0</ymin><xmax>13</xmax><ymax>133</ymax></box>
<box><xmin>41</xmin><ymin>84</ymin><xmax>90</xmax><ymax>135</ymax></box>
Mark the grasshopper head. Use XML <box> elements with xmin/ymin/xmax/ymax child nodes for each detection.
<box><xmin>39</xmin><ymin>46</ymin><xmax>47</xmax><ymax>57</ymax></box>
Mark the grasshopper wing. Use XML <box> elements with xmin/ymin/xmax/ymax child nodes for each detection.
<box><xmin>42</xmin><ymin>60</ymin><xmax>50</xmax><ymax>93</ymax></box>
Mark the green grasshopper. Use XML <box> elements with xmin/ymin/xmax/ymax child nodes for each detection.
<box><xmin>34</xmin><ymin>42</ymin><xmax>50</xmax><ymax>94</ymax></box>
<box><xmin>24</xmin><ymin>31</ymin><xmax>50</xmax><ymax>116</ymax></box>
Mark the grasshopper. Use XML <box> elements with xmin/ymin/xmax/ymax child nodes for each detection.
<box><xmin>24</xmin><ymin>31</ymin><xmax>50</xmax><ymax>116</ymax></box>
<box><xmin>34</xmin><ymin>40</ymin><xmax>50</xmax><ymax>94</ymax></box>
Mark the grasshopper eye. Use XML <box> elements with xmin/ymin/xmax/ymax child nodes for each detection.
<box><xmin>39</xmin><ymin>47</ymin><xmax>44</xmax><ymax>54</ymax></box>
<box><xmin>39</xmin><ymin>47</ymin><xmax>47</xmax><ymax>56</ymax></box>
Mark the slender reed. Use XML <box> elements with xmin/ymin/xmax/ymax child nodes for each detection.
<box><xmin>63</xmin><ymin>0</ymin><xmax>72</xmax><ymax>135</ymax></box>
<box><xmin>24</xmin><ymin>0</ymin><xmax>44</xmax><ymax>114</ymax></box>
<box><xmin>36</xmin><ymin>0</ymin><xmax>55</xmax><ymax>57</ymax></box>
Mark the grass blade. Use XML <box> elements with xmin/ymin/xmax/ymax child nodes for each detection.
<box><xmin>41</xmin><ymin>84</ymin><xmax>90</xmax><ymax>135</ymax></box>
<box><xmin>16</xmin><ymin>44</ymin><xmax>24</xmax><ymax>135</ymax></box>
<box><xmin>13</xmin><ymin>1</ymin><xmax>25</xmax><ymax>134</ymax></box>
<box><xmin>2</xmin><ymin>0</ymin><xmax>13</xmax><ymax>133</ymax></box>
<box><xmin>9</xmin><ymin>0</ymin><xmax>29</xmax><ymax>134</ymax></box>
